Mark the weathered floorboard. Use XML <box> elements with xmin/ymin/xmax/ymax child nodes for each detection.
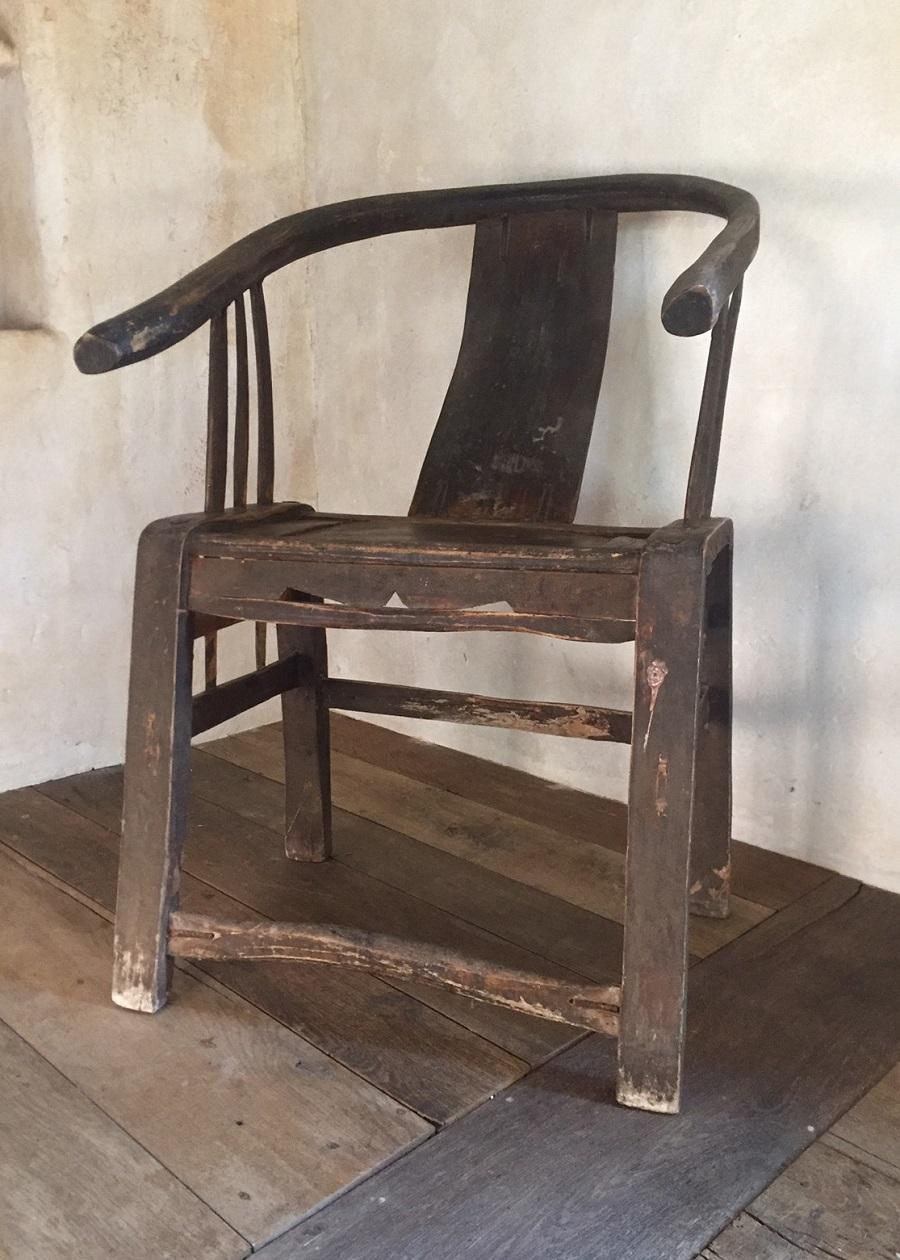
<box><xmin>205</xmin><ymin>727</ymin><xmax>770</xmax><ymax>957</ymax></box>
<box><xmin>254</xmin><ymin>882</ymin><xmax>900</xmax><ymax>1260</ymax></box>
<box><xmin>703</xmin><ymin>1062</ymin><xmax>900</xmax><ymax>1258</ymax></box>
<box><xmin>0</xmin><ymin>849</ymin><xmax>431</xmax><ymax>1246</ymax></box>
<box><xmin>2</xmin><ymin>785</ymin><xmax>527</xmax><ymax>1126</ymax></box>
<box><xmin>36</xmin><ymin>757</ymin><xmax>616</xmax><ymax>1062</ymax></box>
<box><xmin>329</xmin><ymin>715</ymin><xmax>830</xmax><ymax>911</ymax></box>
<box><xmin>748</xmin><ymin>1141</ymin><xmax>899</xmax><ymax>1259</ymax></box>
<box><xmin>823</xmin><ymin>1062</ymin><xmax>900</xmax><ymax>1180</ymax></box>
<box><xmin>0</xmin><ymin>1018</ymin><xmax>247</xmax><ymax>1260</ymax></box>
<box><xmin>701</xmin><ymin>1211</ymin><xmax>821</xmax><ymax>1258</ymax></box>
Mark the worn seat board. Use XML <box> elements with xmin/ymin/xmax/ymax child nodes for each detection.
<box><xmin>191</xmin><ymin>513</ymin><xmax>649</xmax><ymax>572</ymax></box>
<box><xmin>255</xmin><ymin>881</ymin><xmax>900</xmax><ymax>1260</ymax></box>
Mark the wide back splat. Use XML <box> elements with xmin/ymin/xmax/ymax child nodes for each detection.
<box><xmin>410</xmin><ymin>209</ymin><xmax>617</xmax><ymax>524</ymax></box>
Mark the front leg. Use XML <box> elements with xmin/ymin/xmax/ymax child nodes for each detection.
<box><xmin>617</xmin><ymin>520</ymin><xmax>728</xmax><ymax>1112</ymax></box>
<box><xmin>112</xmin><ymin>519</ymin><xmax>196</xmax><ymax>1012</ymax></box>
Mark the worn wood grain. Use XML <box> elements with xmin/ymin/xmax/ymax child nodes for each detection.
<box><xmin>0</xmin><ymin>1018</ymin><xmax>247</xmax><ymax>1260</ymax></box>
<box><xmin>278</xmin><ymin>614</ymin><xmax>332</xmax><ymax>860</ymax></box>
<box><xmin>255</xmin><ymin>882</ymin><xmax>899</xmax><ymax>1260</ymax></box>
<box><xmin>617</xmin><ymin>520</ymin><xmax>727</xmax><ymax>1111</ymax></box>
<box><xmin>189</xmin><ymin>590</ymin><xmax>633</xmax><ymax>643</ymax></box>
<box><xmin>748</xmin><ymin>1142</ymin><xmax>899</xmax><ymax>1259</ymax></box>
<box><xmin>328</xmin><ymin>716</ymin><xmax>831</xmax><ymax>912</ymax></box>
<box><xmin>113</xmin><ymin>515</ymin><xmax>198</xmax><ymax>1011</ymax></box>
<box><xmin>327</xmin><ymin>679</ymin><xmax>632</xmax><ymax>742</ymax></box>
<box><xmin>169</xmin><ymin>910</ymin><xmax>620</xmax><ymax>1035</ymax></box>
<box><xmin>7</xmin><ymin>783</ymin><xmax>529</xmax><ymax>1125</ymax></box>
<box><xmin>410</xmin><ymin>210</ymin><xmax>617</xmax><ymax>523</ymax></box>
<box><xmin>704</xmin><ymin>1064</ymin><xmax>900</xmax><ymax>1258</ymax></box>
<box><xmin>190</xmin><ymin>515</ymin><xmax>647</xmax><ymax>573</ymax></box>
<box><xmin>0</xmin><ymin>848</ymin><xmax>431</xmax><ymax>1247</ymax></box>
<box><xmin>205</xmin><ymin>729</ymin><xmax>769</xmax><ymax>957</ymax></box>
<box><xmin>823</xmin><ymin>1063</ymin><xmax>900</xmax><ymax>1180</ymax></box>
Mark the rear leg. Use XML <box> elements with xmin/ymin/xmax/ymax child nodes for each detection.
<box><xmin>278</xmin><ymin>615</ymin><xmax>331</xmax><ymax>861</ymax></box>
<box><xmin>689</xmin><ymin>540</ymin><xmax>732</xmax><ymax>918</ymax></box>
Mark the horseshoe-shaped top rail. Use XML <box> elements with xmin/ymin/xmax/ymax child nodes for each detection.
<box><xmin>74</xmin><ymin>173</ymin><xmax>758</xmax><ymax>374</ymax></box>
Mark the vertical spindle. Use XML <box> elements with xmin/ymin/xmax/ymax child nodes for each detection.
<box><xmin>232</xmin><ymin>294</ymin><xmax>250</xmax><ymax>510</ymax></box>
<box><xmin>204</xmin><ymin>308</ymin><xmax>229</xmax><ymax>687</ymax></box>
<box><xmin>250</xmin><ymin>281</ymin><xmax>274</xmax><ymax>668</ymax></box>
<box><xmin>683</xmin><ymin>282</ymin><xmax>742</xmax><ymax>522</ymax></box>
<box><xmin>205</xmin><ymin>309</ymin><xmax>229</xmax><ymax>513</ymax></box>
<box><xmin>250</xmin><ymin>281</ymin><xmax>274</xmax><ymax>505</ymax></box>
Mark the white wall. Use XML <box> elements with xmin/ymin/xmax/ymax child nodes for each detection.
<box><xmin>0</xmin><ymin>0</ymin><xmax>315</xmax><ymax>791</ymax></box>
<box><xmin>299</xmin><ymin>0</ymin><xmax>900</xmax><ymax>892</ymax></box>
<box><xmin>2</xmin><ymin>1</ymin><xmax>897</xmax><ymax>893</ymax></box>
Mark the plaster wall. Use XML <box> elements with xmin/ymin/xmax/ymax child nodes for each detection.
<box><xmin>299</xmin><ymin>0</ymin><xmax>900</xmax><ymax>891</ymax></box>
<box><xmin>0</xmin><ymin>0</ymin><xmax>314</xmax><ymax>791</ymax></box>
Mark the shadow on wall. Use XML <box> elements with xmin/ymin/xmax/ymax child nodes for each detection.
<box><xmin>0</xmin><ymin>27</ymin><xmax>47</xmax><ymax>331</ymax></box>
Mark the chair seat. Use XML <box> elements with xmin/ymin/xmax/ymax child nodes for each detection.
<box><xmin>192</xmin><ymin>511</ymin><xmax>653</xmax><ymax>574</ymax></box>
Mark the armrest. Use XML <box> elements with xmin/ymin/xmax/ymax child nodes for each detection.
<box><xmin>73</xmin><ymin>174</ymin><xmax>758</xmax><ymax>374</ymax></box>
<box><xmin>660</xmin><ymin>189</ymin><xmax>758</xmax><ymax>337</ymax></box>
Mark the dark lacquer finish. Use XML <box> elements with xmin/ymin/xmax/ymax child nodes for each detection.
<box><xmin>75</xmin><ymin>172</ymin><xmax>758</xmax><ymax>1113</ymax></box>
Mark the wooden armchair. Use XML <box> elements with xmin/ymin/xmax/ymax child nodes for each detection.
<box><xmin>75</xmin><ymin>174</ymin><xmax>758</xmax><ymax>1114</ymax></box>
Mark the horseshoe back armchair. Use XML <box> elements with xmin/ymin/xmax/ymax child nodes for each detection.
<box><xmin>75</xmin><ymin>174</ymin><xmax>758</xmax><ymax>1114</ymax></box>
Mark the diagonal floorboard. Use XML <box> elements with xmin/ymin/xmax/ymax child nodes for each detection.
<box><xmin>0</xmin><ymin>785</ymin><xmax>534</xmax><ymax>1126</ymax></box>
<box><xmin>206</xmin><ymin>722</ymin><xmax>772</xmax><ymax>957</ymax></box>
<box><xmin>0</xmin><ymin>848</ymin><xmax>430</xmax><ymax>1249</ymax></box>
<box><xmin>0</xmin><ymin>1018</ymin><xmax>247</xmax><ymax>1260</ymax></box>
<box><xmin>255</xmin><ymin>880</ymin><xmax>900</xmax><ymax>1260</ymax></box>
<box><xmin>329</xmin><ymin>714</ymin><xmax>834</xmax><ymax>910</ymax></box>
<box><xmin>705</xmin><ymin>1064</ymin><xmax>900</xmax><ymax>1257</ymax></box>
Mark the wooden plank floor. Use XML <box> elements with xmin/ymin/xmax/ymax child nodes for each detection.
<box><xmin>703</xmin><ymin>1065</ymin><xmax>900</xmax><ymax>1257</ymax></box>
<box><xmin>0</xmin><ymin>714</ymin><xmax>895</xmax><ymax>1258</ymax></box>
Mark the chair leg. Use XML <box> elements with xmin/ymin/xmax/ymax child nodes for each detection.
<box><xmin>617</xmin><ymin>530</ymin><xmax>709</xmax><ymax>1113</ymax></box>
<box><xmin>112</xmin><ymin>521</ymin><xmax>194</xmax><ymax>1013</ymax></box>
<box><xmin>689</xmin><ymin>542</ymin><xmax>732</xmax><ymax>918</ymax></box>
<box><xmin>277</xmin><ymin>619</ymin><xmax>331</xmax><ymax>861</ymax></box>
